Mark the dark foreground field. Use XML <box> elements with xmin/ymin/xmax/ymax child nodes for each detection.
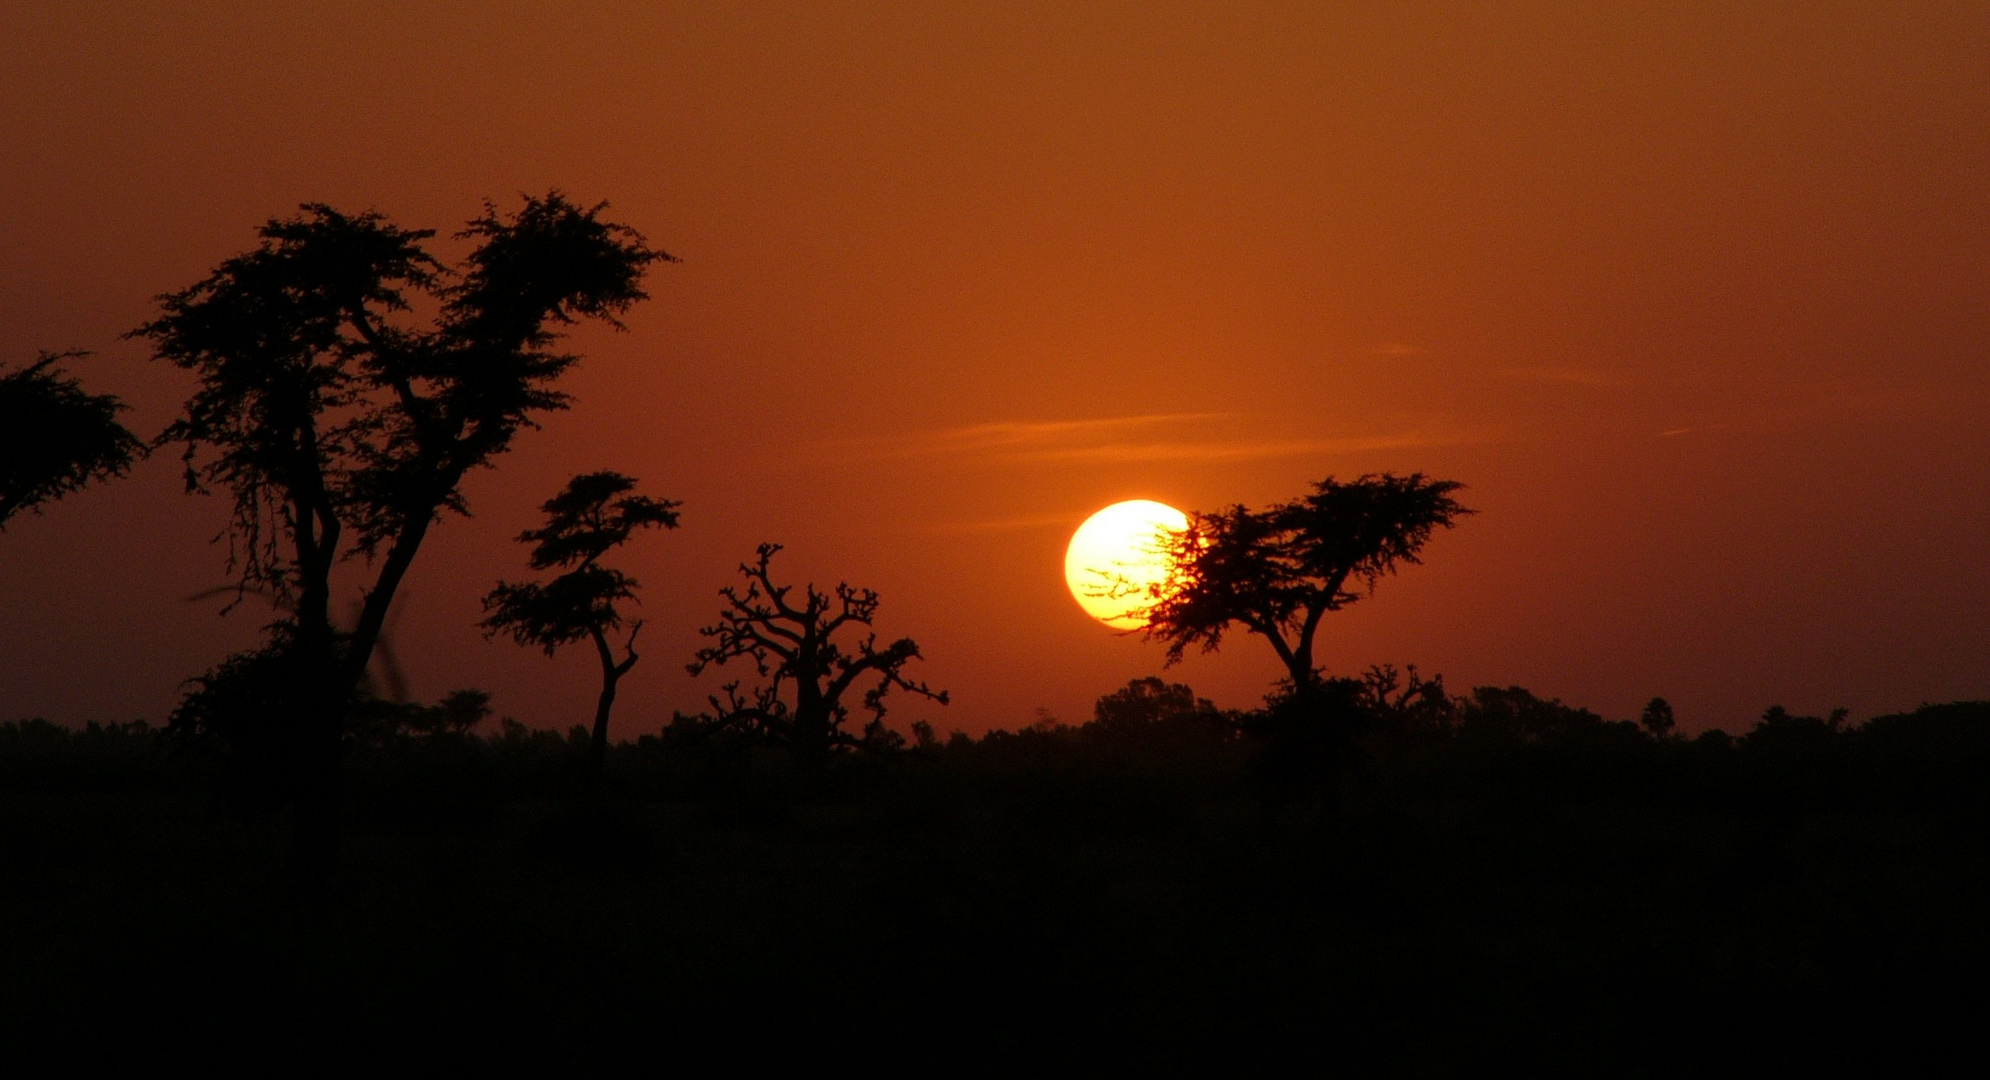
<box><xmin>3</xmin><ymin>699</ymin><xmax>1987</xmax><ymax>1074</ymax></box>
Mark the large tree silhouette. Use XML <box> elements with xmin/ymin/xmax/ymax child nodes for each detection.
<box><xmin>0</xmin><ymin>351</ymin><xmax>141</xmax><ymax>528</ymax></box>
<box><xmin>482</xmin><ymin>471</ymin><xmax>679</xmax><ymax>788</ymax></box>
<box><xmin>688</xmin><ymin>543</ymin><xmax>947</xmax><ymax>762</ymax></box>
<box><xmin>1140</xmin><ymin>472</ymin><xmax>1469</xmax><ymax>688</ymax></box>
<box><xmin>132</xmin><ymin>193</ymin><xmax>670</xmax><ymax>873</ymax></box>
<box><xmin>1135</xmin><ymin>473</ymin><xmax>1468</xmax><ymax>807</ymax></box>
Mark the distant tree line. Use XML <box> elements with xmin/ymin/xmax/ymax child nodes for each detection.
<box><xmin>9</xmin><ymin>680</ymin><xmax>1989</xmax><ymax>822</ymax></box>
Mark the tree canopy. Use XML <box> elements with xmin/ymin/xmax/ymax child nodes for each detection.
<box><xmin>0</xmin><ymin>351</ymin><xmax>142</xmax><ymax>529</ymax></box>
<box><xmin>1140</xmin><ymin>472</ymin><xmax>1470</xmax><ymax>686</ymax></box>
<box><xmin>133</xmin><ymin>195</ymin><xmax>668</xmax><ymax>643</ymax></box>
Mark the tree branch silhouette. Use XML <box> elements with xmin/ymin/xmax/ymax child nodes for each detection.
<box><xmin>687</xmin><ymin>543</ymin><xmax>946</xmax><ymax>762</ymax></box>
<box><xmin>0</xmin><ymin>351</ymin><xmax>142</xmax><ymax>529</ymax></box>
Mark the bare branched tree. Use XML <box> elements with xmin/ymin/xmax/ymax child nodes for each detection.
<box><xmin>687</xmin><ymin>543</ymin><xmax>946</xmax><ymax>762</ymax></box>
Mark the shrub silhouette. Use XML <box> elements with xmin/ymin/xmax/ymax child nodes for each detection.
<box><xmin>1088</xmin><ymin>676</ymin><xmax>1223</xmax><ymax>736</ymax></box>
<box><xmin>1455</xmin><ymin>685</ymin><xmax>1611</xmax><ymax>747</ymax></box>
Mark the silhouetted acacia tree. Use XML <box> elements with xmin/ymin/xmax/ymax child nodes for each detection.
<box><xmin>131</xmin><ymin>193</ymin><xmax>671</xmax><ymax>873</ymax></box>
<box><xmin>1130</xmin><ymin>473</ymin><xmax>1468</xmax><ymax>808</ymax></box>
<box><xmin>687</xmin><ymin>543</ymin><xmax>947</xmax><ymax>762</ymax></box>
<box><xmin>482</xmin><ymin>470</ymin><xmax>679</xmax><ymax>787</ymax></box>
<box><xmin>0</xmin><ymin>351</ymin><xmax>141</xmax><ymax>528</ymax></box>
<box><xmin>1139</xmin><ymin>473</ymin><xmax>1469</xmax><ymax>688</ymax></box>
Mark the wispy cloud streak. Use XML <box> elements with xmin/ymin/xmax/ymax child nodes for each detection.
<box><xmin>821</xmin><ymin>412</ymin><xmax>1465</xmax><ymax>466</ymax></box>
<box><xmin>1006</xmin><ymin>434</ymin><xmax>1446</xmax><ymax>464</ymax></box>
<box><xmin>825</xmin><ymin>412</ymin><xmax>1231</xmax><ymax>458</ymax></box>
<box><xmin>1498</xmin><ymin>366</ymin><xmax>1619</xmax><ymax>387</ymax></box>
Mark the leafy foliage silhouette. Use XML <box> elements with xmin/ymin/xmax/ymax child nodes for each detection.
<box><xmin>687</xmin><ymin>543</ymin><xmax>947</xmax><ymax>762</ymax></box>
<box><xmin>1089</xmin><ymin>675</ymin><xmax>1225</xmax><ymax>738</ymax></box>
<box><xmin>1139</xmin><ymin>472</ymin><xmax>1470</xmax><ymax>687</ymax></box>
<box><xmin>131</xmin><ymin>192</ymin><xmax>670</xmax><ymax>874</ymax></box>
<box><xmin>0</xmin><ymin>351</ymin><xmax>142</xmax><ymax>528</ymax></box>
<box><xmin>483</xmin><ymin>470</ymin><xmax>679</xmax><ymax>787</ymax></box>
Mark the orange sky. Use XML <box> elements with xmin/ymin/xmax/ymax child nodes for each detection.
<box><xmin>3</xmin><ymin>1</ymin><xmax>1986</xmax><ymax>736</ymax></box>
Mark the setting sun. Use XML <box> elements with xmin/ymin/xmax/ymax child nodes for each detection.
<box><xmin>1064</xmin><ymin>500</ymin><xmax>1189</xmax><ymax>628</ymax></box>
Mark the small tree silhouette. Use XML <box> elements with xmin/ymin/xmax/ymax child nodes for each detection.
<box><xmin>482</xmin><ymin>471</ymin><xmax>679</xmax><ymax>787</ymax></box>
<box><xmin>1640</xmin><ymin>697</ymin><xmax>1677</xmax><ymax>740</ymax></box>
<box><xmin>688</xmin><ymin>543</ymin><xmax>947</xmax><ymax>763</ymax></box>
<box><xmin>0</xmin><ymin>351</ymin><xmax>141</xmax><ymax>528</ymax></box>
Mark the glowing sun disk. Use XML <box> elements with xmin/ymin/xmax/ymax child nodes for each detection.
<box><xmin>1064</xmin><ymin>499</ymin><xmax>1189</xmax><ymax>628</ymax></box>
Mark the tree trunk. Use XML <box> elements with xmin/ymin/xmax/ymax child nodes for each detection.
<box><xmin>289</xmin><ymin>509</ymin><xmax>435</xmax><ymax>885</ymax></box>
<box><xmin>342</xmin><ymin>513</ymin><xmax>435</xmax><ymax>693</ymax></box>
<box><xmin>287</xmin><ymin>653</ymin><xmax>347</xmax><ymax>890</ymax></box>
<box><xmin>791</xmin><ymin>705</ymin><xmax>831</xmax><ymax>774</ymax></box>
<box><xmin>586</xmin><ymin>625</ymin><xmax>637</xmax><ymax>795</ymax></box>
<box><xmin>287</xmin><ymin>522</ymin><xmax>343</xmax><ymax>890</ymax></box>
<box><xmin>1249</xmin><ymin>675</ymin><xmax>1359</xmax><ymax>816</ymax></box>
<box><xmin>588</xmin><ymin>689</ymin><xmax>618</xmax><ymax>796</ymax></box>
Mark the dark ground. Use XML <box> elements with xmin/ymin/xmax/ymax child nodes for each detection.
<box><xmin>2</xmin><ymin>699</ymin><xmax>1986</xmax><ymax>1074</ymax></box>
